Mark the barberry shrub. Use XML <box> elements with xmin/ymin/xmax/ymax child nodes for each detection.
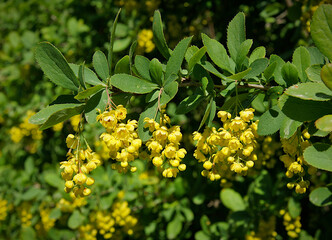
<box><xmin>4</xmin><ymin>3</ymin><xmax>328</xmax><ymax>239</ymax></box>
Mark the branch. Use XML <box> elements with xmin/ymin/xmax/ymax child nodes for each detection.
<box><xmin>179</xmin><ymin>81</ymin><xmax>270</xmax><ymax>91</ymax></box>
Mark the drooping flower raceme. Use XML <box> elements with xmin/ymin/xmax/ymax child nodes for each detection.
<box><xmin>193</xmin><ymin>108</ymin><xmax>258</xmax><ymax>182</ymax></box>
<box><xmin>97</xmin><ymin>105</ymin><xmax>141</xmax><ymax>174</ymax></box>
<box><xmin>143</xmin><ymin>111</ymin><xmax>187</xmax><ymax>178</ymax></box>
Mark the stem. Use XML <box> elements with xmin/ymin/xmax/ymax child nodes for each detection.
<box><xmin>179</xmin><ymin>81</ymin><xmax>270</xmax><ymax>91</ymax></box>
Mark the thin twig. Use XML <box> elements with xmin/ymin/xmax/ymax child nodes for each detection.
<box><xmin>178</xmin><ymin>81</ymin><xmax>270</xmax><ymax>91</ymax></box>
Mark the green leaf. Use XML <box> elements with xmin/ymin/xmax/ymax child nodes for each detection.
<box><xmin>185</xmin><ymin>45</ymin><xmax>199</xmax><ymax>63</ymax></box>
<box><xmin>149</xmin><ymin>58</ymin><xmax>163</xmax><ymax>86</ymax></box>
<box><xmin>321</xmin><ymin>63</ymin><xmax>332</xmax><ymax>90</ymax></box>
<box><xmin>69</xmin><ymin>63</ymin><xmax>104</xmax><ymax>86</ymax></box>
<box><xmin>315</xmin><ymin>115</ymin><xmax>332</xmax><ymax>132</ymax></box>
<box><xmin>165</xmin><ymin>36</ymin><xmax>193</xmax><ymax>81</ymax></box>
<box><xmin>200</xmin><ymin>61</ymin><xmax>225</xmax><ymax>79</ymax></box>
<box><xmin>108</xmin><ymin>9</ymin><xmax>121</xmax><ymax>74</ymax></box>
<box><xmin>278</xmin><ymin>94</ymin><xmax>332</xmax><ymax>122</ymax></box>
<box><xmin>220</xmin><ymin>188</ymin><xmax>246</xmax><ymax>211</ymax></box>
<box><xmin>40</xmin><ymin>104</ymin><xmax>85</xmax><ymax>130</ymax></box>
<box><xmin>93</xmin><ymin>50</ymin><xmax>109</xmax><ymax>81</ymax></box>
<box><xmin>129</xmin><ymin>40</ymin><xmax>137</xmax><ymax>74</ymax></box>
<box><xmin>308</xmin><ymin>121</ymin><xmax>330</xmax><ymax>137</ymax></box>
<box><xmin>78</xmin><ymin>62</ymin><xmax>87</xmax><ymax>90</ymax></box>
<box><xmin>207</xmin><ymin>99</ymin><xmax>216</xmax><ymax>127</ymax></box>
<box><xmin>21</xmin><ymin>188</ymin><xmax>41</xmax><ymax>200</ymax></box>
<box><xmin>49</xmin><ymin>208</ymin><xmax>62</xmax><ymax>220</ymax></box>
<box><xmin>308</xmin><ymin>46</ymin><xmax>325</xmax><ymax>65</ymax></box>
<box><xmin>195</xmin><ymin>231</ymin><xmax>210</xmax><ymax>240</ymax></box>
<box><xmin>20</xmin><ymin>227</ymin><xmax>36</xmax><ymax>240</ymax></box>
<box><xmin>288</xmin><ymin>197</ymin><xmax>301</xmax><ymax>218</ymax></box>
<box><xmin>235</xmin><ymin>39</ymin><xmax>252</xmax><ymax>67</ymax></box>
<box><xmin>198</xmin><ymin>98</ymin><xmax>213</xmax><ymax>131</ymax></box>
<box><xmin>270</xmin><ymin>54</ymin><xmax>286</xmax><ymax>85</ymax></box>
<box><xmin>245</xmin><ymin>58</ymin><xmax>268</xmax><ymax>79</ymax></box>
<box><xmin>84</xmin><ymin>90</ymin><xmax>107</xmax><ymax>123</ymax></box>
<box><xmin>306</xmin><ymin>65</ymin><xmax>323</xmax><ymax>82</ymax></box>
<box><xmin>200</xmin><ymin>215</ymin><xmax>211</xmax><ymax>235</ymax></box>
<box><xmin>280</xmin><ymin>117</ymin><xmax>303</xmax><ymax>139</ymax></box>
<box><xmin>310</xmin><ymin>187</ymin><xmax>332</xmax><ymax>207</ymax></box>
<box><xmin>303</xmin><ymin>143</ymin><xmax>332</xmax><ymax>171</ymax></box>
<box><xmin>111</xmin><ymin>74</ymin><xmax>158</xmax><ymax>94</ymax></box>
<box><xmin>75</xmin><ymin>85</ymin><xmax>104</xmax><ymax>100</ymax></box>
<box><xmin>35</xmin><ymin>42</ymin><xmax>78</xmax><ymax>91</ymax></box>
<box><xmin>281</xmin><ymin>62</ymin><xmax>299</xmax><ymax>86</ymax></box>
<box><xmin>311</xmin><ymin>4</ymin><xmax>332</xmax><ymax>60</ymax></box>
<box><xmin>138</xmin><ymin>99</ymin><xmax>159</xmax><ymax>141</ymax></box>
<box><xmin>285</xmin><ymin>82</ymin><xmax>332</xmax><ymax>101</ymax></box>
<box><xmin>202</xmin><ymin>33</ymin><xmax>234</xmax><ymax>74</ymax></box>
<box><xmin>44</xmin><ymin>172</ymin><xmax>62</xmax><ymax>188</ymax></box>
<box><xmin>257</xmin><ymin>105</ymin><xmax>285</xmax><ymax>136</ymax></box>
<box><xmin>114</xmin><ymin>55</ymin><xmax>130</xmax><ymax>74</ymax></box>
<box><xmin>153</xmin><ymin>10</ymin><xmax>171</xmax><ymax>59</ymax></box>
<box><xmin>181</xmin><ymin>208</ymin><xmax>194</xmax><ymax>222</ymax></box>
<box><xmin>227</xmin><ymin>12</ymin><xmax>246</xmax><ymax>61</ymax></box>
<box><xmin>29</xmin><ymin>103</ymin><xmax>84</xmax><ymax>125</ymax></box>
<box><xmin>166</xmin><ymin>215</ymin><xmax>183</xmax><ymax>239</ymax></box>
<box><xmin>68</xmin><ymin>210</ymin><xmax>85</xmax><ymax>229</ymax></box>
<box><xmin>176</xmin><ymin>94</ymin><xmax>206</xmax><ymax>114</ymax></box>
<box><xmin>263</xmin><ymin>61</ymin><xmax>277</xmax><ymax>81</ymax></box>
<box><xmin>293</xmin><ymin>46</ymin><xmax>311</xmax><ymax>82</ymax></box>
<box><xmin>135</xmin><ymin>55</ymin><xmax>152</xmax><ymax>81</ymax></box>
<box><xmin>188</xmin><ymin>46</ymin><xmax>207</xmax><ymax>73</ymax></box>
<box><xmin>249</xmin><ymin>46</ymin><xmax>266</xmax><ymax>65</ymax></box>
<box><xmin>113</xmin><ymin>37</ymin><xmax>132</xmax><ymax>52</ymax></box>
<box><xmin>228</xmin><ymin>68</ymin><xmax>251</xmax><ymax>80</ymax></box>
<box><xmin>163</xmin><ymin>73</ymin><xmax>179</xmax><ymax>87</ymax></box>
<box><xmin>160</xmin><ymin>81</ymin><xmax>178</xmax><ymax>106</ymax></box>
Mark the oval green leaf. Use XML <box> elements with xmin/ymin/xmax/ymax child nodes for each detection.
<box><xmin>303</xmin><ymin>143</ymin><xmax>332</xmax><ymax>172</ymax></box>
<box><xmin>35</xmin><ymin>42</ymin><xmax>78</xmax><ymax>91</ymax></box>
<box><xmin>111</xmin><ymin>74</ymin><xmax>158</xmax><ymax>94</ymax></box>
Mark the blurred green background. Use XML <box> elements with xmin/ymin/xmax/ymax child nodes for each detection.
<box><xmin>0</xmin><ymin>0</ymin><xmax>331</xmax><ymax>239</ymax></box>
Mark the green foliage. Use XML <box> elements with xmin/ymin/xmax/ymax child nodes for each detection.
<box><xmin>310</xmin><ymin>4</ymin><xmax>332</xmax><ymax>61</ymax></box>
<box><xmin>2</xmin><ymin>2</ymin><xmax>332</xmax><ymax>240</ymax></box>
<box><xmin>303</xmin><ymin>143</ymin><xmax>332</xmax><ymax>172</ymax></box>
<box><xmin>35</xmin><ymin>42</ymin><xmax>79</xmax><ymax>91</ymax></box>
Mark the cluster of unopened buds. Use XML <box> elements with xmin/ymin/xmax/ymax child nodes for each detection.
<box><xmin>60</xmin><ymin>134</ymin><xmax>100</xmax><ymax>197</ymax></box>
<box><xmin>97</xmin><ymin>105</ymin><xmax>142</xmax><ymax>173</ymax></box>
<box><xmin>193</xmin><ymin>108</ymin><xmax>258</xmax><ymax>182</ymax></box>
<box><xmin>143</xmin><ymin>111</ymin><xmax>187</xmax><ymax>178</ymax></box>
<box><xmin>280</xmin><ymin>130</ymin><xmax>316</xmax><ymax>194</ymax></box>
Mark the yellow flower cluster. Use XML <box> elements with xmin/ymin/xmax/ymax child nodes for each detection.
<box><xmin>246</xmin><ymin>216</ymin><xmax>277</xmax><ymax>240</ymax></box>
<box><xmin>280</xmin><ymin>130</ymin><xmax>316</xmax><ymax>194</ymax></box>
<box><xmin>0</xmin><ymin>199</ymin><xmax>8</xmax><ymax>221</ymax></box>
<box><xmin>193</xmin><ymin>109</ymin><xmax>258</xmax><ymax>181</ymax></box>
<box><xmin>94</xmin><ymin>140</ymin><xmax>111</xmax><ymax>161</ymax></box>
<box><xmin>18</xmin><ymin>202</ymin><xmax>32</xmax><ymax>227</ymax></box>
<box><xmin>60</xmin><ymin>134</ymin><xmax>101</xmax><ymax>197</ymax></box>
<box><xmin>97</xmin><ymin>105</ymin><xmax>141</xmax><ymax>174</ymax></box>
<box><xmin>280</xmin><ymin>210</ymin><xmax>301</xmax><ymax>239</ymax></box>
<box><xmin>56</xmin><ymin>193</ymin><xmax>87</xmax><ymax>212</ymax></box>
<box><xmin>10</xmin><ymin>111</ymin><xmax>42</xmax><ymax>153</ymax></box>
<box><xmin>35</xmin><ymin>203</ymin><xmax>56</xmax><ymax>234</ymax></box>
<box><xmin>255</xmin><ymin>136</ymin><xmax>281</xmax><ymax>169</ymax></box>
<box><xmin>79</xmin><ymin>198</ymin><xmax>138</xmax><ymax>239</ymax></box>
<box><xmin>144</xmin><ymin>112</ymin><xmax>187</xmax><ymax>178</ymax></box>
<box><xmin>79</xmin><ymin>224</ymin><xmax>98</xmax><ymax>240</ymax></box>
<box><xmin>137</xmin><ymin>29</ymin><xmax>155</xmax><ymax>53</ymax></box>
